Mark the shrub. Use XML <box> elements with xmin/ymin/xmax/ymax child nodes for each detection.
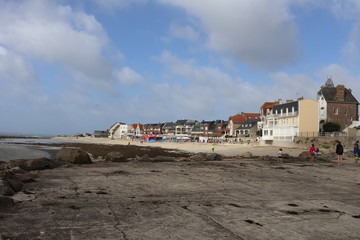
<box><xmin>323</xmin><ymin>122</ymin><xmax>341</xmax><ymax>132</ymax></box>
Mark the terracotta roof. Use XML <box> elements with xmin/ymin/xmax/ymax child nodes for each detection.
<box><xmin>243</xmin><ymin>113</ymin><xmax>260</xmax><ymax>119</ymax></box>
<box><xmin>261</xmin><ymin>101</ymin><xmax>280</xmax><ymax>115</ymax></box>
<box><xmin>228</xmin><ymin>114</ymin><xmax>246</xmax><ymax>123</ymax></box>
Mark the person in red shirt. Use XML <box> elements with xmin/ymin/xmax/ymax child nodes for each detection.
<box><xmin>309</xmin><ymin>144</ymin><xmax>316</xmax><ymax>163</ymax></box>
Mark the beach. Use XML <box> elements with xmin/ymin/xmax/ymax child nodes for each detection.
<box><xmin>53</xmin><ymin>137</ymin><xmax>310</xmax><ymax>157</ymax></box>
<box><xmin>1</xmin><ymin>138</ymin><xmax>360</xmax><ymax>239</ymax></box>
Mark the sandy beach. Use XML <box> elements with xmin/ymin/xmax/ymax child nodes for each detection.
<box><xmin>54</xmin><ymin>137</ymin><xmax>310</xmax><ymax>158</ymax></box>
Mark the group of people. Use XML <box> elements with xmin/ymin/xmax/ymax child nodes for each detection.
<box><xmin>307</xmin><ymin>141</ymin><xmax>360</xmax><ymax>165</ymax></box>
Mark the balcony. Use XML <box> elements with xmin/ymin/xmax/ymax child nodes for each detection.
<box><xmin>266</xmin><ymin>111</ymin><xmax>298</xmax><ymax>118</ymax></box>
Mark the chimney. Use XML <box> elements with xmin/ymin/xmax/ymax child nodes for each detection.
<box><xmin>336</xmin><ymin>85</ymin><xmax>345</xmax><ymax>101</ymax></box>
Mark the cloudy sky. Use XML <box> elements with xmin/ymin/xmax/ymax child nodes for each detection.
<box><xmin>1</xmin><ymin>0</ymin><xmax>360</xmax><ymax>135</ymax></box>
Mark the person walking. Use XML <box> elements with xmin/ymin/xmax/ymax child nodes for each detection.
<box><xmin>336</xmin><ymin>141</ymin><xmax>344</xmax><ymax>166</ymax></box>
<box><xmin>309</xmin><ymin>144</ymin><xmax>316</xmax><ymax>163</ymax></box>
<box><xmin>211</xmin><ymin>144</ymin><xmax>215</xmax><ymax>152</ymax></box>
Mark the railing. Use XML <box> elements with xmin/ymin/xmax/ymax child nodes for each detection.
<box><xmin>266</xmin><ymin>111</ymin><xmax>298</xmax><ymax>118</ymax></box>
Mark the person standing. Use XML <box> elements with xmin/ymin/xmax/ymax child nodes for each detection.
<box><xmin>278</xmin><ymin>148</ymin><xmax>283</xmax><ymax>163</ymax></box>
<box><xmin>336</xmin><ymin>141</ymin><xmax>344</xmax><ymax>166</ymax></box>
<box><xmin>211</xmin><ymin>144</ymin><xmax>215</xmax><ymax>152</ymax></box>
<box><xmin>309</xmin><ymin>144</ymin><xmax>316</xmax><ymax>163</ymax></box>
<box><xmin>354</xmin><ymin>141</ymin><xmax>359</xmax><ymax>164</ymax></box>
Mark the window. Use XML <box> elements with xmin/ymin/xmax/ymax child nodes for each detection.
<box><xmin>344</xmin><ymin>109</ymin><xmax>348</xmax><ymax>115</ymax></box>
<box><xmin>334</xmin><ymin>108</ymin><xmax>339</xmax><ymax>115</ymax></box>
<box><xmin>264</xmin><ymin>130</ymin><xmax>268</xmax><ymax>136</ymax></box>
<box><xmin>270</xmin><ymin>130</ymin><xmax>273</xmax><ymax>136</ymax></box>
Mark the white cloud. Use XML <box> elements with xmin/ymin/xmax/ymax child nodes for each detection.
<box><xmin>318</xmin><ymin>64</ymin><xmax>360</xmax><ymax>94</ymax></box>
<box><xmin>268</xmin><ymin>72</ymin><xmax>319</xmax><ymax>101</ymax></box>
<box><xmin>169</xmin><ymin>24</ymin><xmax>200</xmax><ymax>42</ymax></box>
<box><xmin>0</xmin><ymin>45</ymin><xmax>47</xmax><ymax>104</ymax></box>
<box><xmin>114</xmin><ymin>67</ymin><xmax>144</xmax><ymax>86</ymax></box>
<box><xmin>153</xmin><ymin>51</ymin><xmax>263</xmax><ymax>119</ymax></box>
<box><xmin>0</xmin><ymin>0</ymin><xmax>111</xmax><ymax>86</ymax></box>
<box><xmin>159</xmin><ymin>0</ymin><xmax>301</xmax><ymax>70</ymax></box>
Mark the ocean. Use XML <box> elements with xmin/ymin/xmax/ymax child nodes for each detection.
<box><xmin>0</xmin><ymin>138</ymin><xmax>64</xmax><ymax>162</ymax></box>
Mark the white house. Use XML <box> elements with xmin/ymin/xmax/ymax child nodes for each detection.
<box><xmin>108</xmin><ymin>122</ymin><xmax>129</xmax><ymax>139</ymax></box>
<box><xmin>262</xmin><ymin>98</ymin><xmax>319</xmax><ymax>141</ymax></box>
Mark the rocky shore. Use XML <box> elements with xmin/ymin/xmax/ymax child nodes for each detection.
<box><xmin>1</xmin><ymin>142</ymin><xmax>360</xmax><ymax>239</ymax></box>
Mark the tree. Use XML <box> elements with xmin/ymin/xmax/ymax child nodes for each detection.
<box><xmin>323</xmin><ymin>122</ymin><xmax>340</xmax><ymax>132</ymax></box>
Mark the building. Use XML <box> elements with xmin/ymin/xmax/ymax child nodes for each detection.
<box><xmin>236</xmin><ymin>118</ymin><xmax>260</xmax><ymax>137</ymax></box>
<box><xmin>227</xmin><ymin>113</ymin><xmax>260</xmax><ymax>136</ymax></box>
<box><xmin>191</xmin><ymin>120</ymin><xmax>227</xmax><ymax>139</ymax></box>
<box><xmin>162</xmin><ymin>122</ymin><xmax>176</xmax><ymax>137</ymax></box>
<box><xmin>128</xmin><ymin>124</ymin><xmax>143</xmax><ymax>138</ymax></box>
<box><xmin>318</xmin><ymin>78</ymin><xmax>359</xmax><ymax>131</ymax></box>
<box><xmin>108</xmin><ymin>122</ymin><xmax>129</xmax><ymax>139</ymax></box>
<box><xmin>262</xmin><ymin>98</ymin><xmax>319</xmax><ymax>141</ymax></box>
<box><xmin>175</xmin><ymin>119</ymin><xmax>197</xmax><ymax>136</ymax></box>
<box><xmin>143</xmin><ymin>123</ymin><xmax>164</xmax><ymax>135</ymax></box>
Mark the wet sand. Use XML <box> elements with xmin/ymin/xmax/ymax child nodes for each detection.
<box><xmin>0</xmin><ymin>144</ymin><xmax>52</xmax><ymax>161</ymax></box>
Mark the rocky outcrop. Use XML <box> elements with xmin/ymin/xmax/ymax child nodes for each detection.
<box><xmin>0</xmin><ymin>180</ymin><xmax>15</xmax><ymax>196</ymax></box>
<box><xmin>105</xmin><ymin>152</ymin><xmax>127</xmax><ymax>162</ymax></box>
<box><xmin>136</xmin><ymin>154</ymin><xmax>151</xmax><ymax>162</ymax></box>
<box><xmin>241</xmin><ymin>152</ymin><xmax>253</xmax><ymax>158</ymax></box>
<box><xmin>188</xmin><ymin>153</ymin><xmax>223</xmax><ymax>161</ymax></box>
<box><xmin>0</xmin><ymin>171</ymin><xmax>23</xmax><ymax>192</ymax></box>
<box><xmin>299</xmin><ymin>151</ymin><xmax>310</xmax><ymax>159</ymax></box>
<box><xmin>205</xmin><ymin>153</ymin><xmax>223</xmax><ymax>161</ymax></box>
<box><xmin>55</xmin><ymin>148</ymin><xmax>92</xmax><ymax>164</ymax></box>
<box><xmin>0</xmin><ymin>196</ymin><xmax>14</xmax><ymax>209</ymax></box>
<box><xmin>6</xmin><ymin>158</ymin><xmax>58</xmax><ymax>171</ymax></box>
<box><xmin>189</xmin><ymin>153</ymin><xmax>207</xmax><ymax>161</ymax></box>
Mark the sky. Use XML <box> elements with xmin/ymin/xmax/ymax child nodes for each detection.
<box><xmin>1</xmin><ymin>0</ymin><xmax>360</xmax><ymax>135</ymax></box>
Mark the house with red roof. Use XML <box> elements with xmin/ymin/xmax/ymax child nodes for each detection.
<box><xmin>227</xmin><ymin>112</ymin><xmax>260</xmax><ymax>136</ymax></box>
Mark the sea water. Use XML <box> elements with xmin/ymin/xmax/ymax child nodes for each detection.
<box><xmin>0</xmin><ymin>138</ymin><xmax>65</xmax><ymax>161</ymax></box>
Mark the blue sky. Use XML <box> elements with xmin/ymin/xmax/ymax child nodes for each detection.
<box><xmin>1</xmin><ymin>0</ymin><xmax>360</xmax><ymax>135</ymax></box>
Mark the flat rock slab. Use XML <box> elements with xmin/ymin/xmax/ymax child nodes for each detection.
<box><xmin>0</xmin><ymin>159</ymin><xmax>360</xmax><ymax>239</ymax></box>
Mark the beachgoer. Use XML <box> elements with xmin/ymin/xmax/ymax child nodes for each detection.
<box><xmin>211</xmin><ymin>144</ymin><xmax>215</xmax><ymax>152</ymax></box>
<box><xmin>309</xmin><ymin>144</ymin><xmax>316</xmax><ymax>163</ymax></box>
<box><xmin>336</xmin><ymin>141</ymin><xmax>344</xmax><ymax>166</ymax></box>
<box><xmin>278</xmin><ymin>148</ymin><xmax>283</xmax><ymax>163</ymax></box>
<box><xmin>354</xmin><ymin>142</ymin><xmax>359</xmax><ymax>164</ymax></box>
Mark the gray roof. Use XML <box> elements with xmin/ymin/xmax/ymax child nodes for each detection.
<box><xmin>272</xmin><ymin>101</ymin><xmax>298</xmax><ymax>114</ymax></box>
<box><xmin>236</xmin><ymin>119</ymin><xmax>260</xmax><ymax>130</ymax></box>
<box><xmin>318</xmin><ymin>87</ymin><xmax>359</xmax><ymax>104</ymax></box>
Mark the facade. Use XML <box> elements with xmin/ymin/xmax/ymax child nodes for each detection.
<box><xmin>162</xmin><ymin>122</ymin><xmax>176</xmax><ymax>136</ymax></box>
<box><xmin>318</xmin><ymin>78</ymin><xmax>359</xmax><ymax>131</ymax></box>
<box><xmin>143</xmin><ymin>123</ymin><xmax>164</xmax><ymax>135</ymax></box>
<box><xmin>108</xmin><ymin>122</ymin><xmax>128</xmax><ymax>139</ymax></box>
<box><xmin>262</xmin><ymin>98</ymin><xmax>319</xmax><ymax>141</ymax></box>
<box><xmin>227</xmin><ymin>113</ymin><xmax>260</xmax><ymax>136</ymax></box>
<box><xmin>236</xmin><ymin>119</ymin><xmax>260</xmax><ymax>137</ymax></box>
<box><xmin>128</xmin><ymin>124</ymin><xmax>143</xmax><ymax>138</ymax></box>
<box><xmin>93</xmin><ymin>130</ymin><xmax>108</xmax><ymax>138</ymax></box>
<box><xmin>191</xmin><ymin>120</ymin><xmax>227</xmax><ymax>138</ymax></box>
<box><xmin>175</xmin><ymin>119</ymin><xmax>197</xmax><ymax>136</ymax></box>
